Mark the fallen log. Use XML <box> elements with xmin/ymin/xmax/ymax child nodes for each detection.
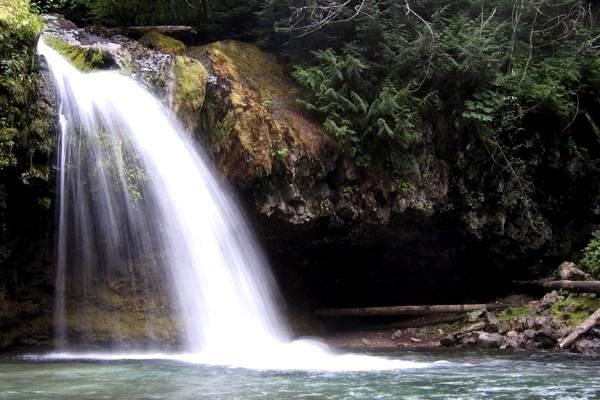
<box><xmin>559</xmin><ymin>307</ymin><xmax>600</xmax><ymax>349</ymax></box>
<box><xmin>104</xmin><ymin>26</ymin><xmax>197</xmax><ymax>35</ymax></box>
<box><xmin>513</xmin><ymin>280</ymin><xmax>600</xmax><ymax>293</ymax></box>
<box><xmin>363</xmin><ymin>314</ymin><xmax>464</xmax><ymax>331</ymax></box>
<box><xmin>314</xmin><ymin>304</ymin><xmax>506</xmax><ymax>317</ymax></box>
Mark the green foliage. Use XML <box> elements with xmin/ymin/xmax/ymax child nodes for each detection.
<box><xmin>581</xmin><ymin>229</ymin><xmax>600</xmax><ymax>278</ymax></box>
<box><xmin>293</xmin><ymin>48</ymin><xmax>422</xmax><ymax>169</ymax></box>
<box><xmin>0</xmin><ymin>0</ymin><xmax>43</xmax><ymax>108</ymax></box>
<box><xmin>341</xmin><ymin>185</ymin><xmax>355</xmax><ymax>200</ymax></box>
<box><xmin>0</xmin><ymin>0</ymin><xmax>54</xmax><ymax>216</ymax></box>
<box><xmin>272</xmin><ymin>147</ymin><xmax>288</xmax><ymax>160</ymax></box>
<box><xmin>551</xmin><ymin>293</ymin><xmax>600</xmax><ymax>327</ymax></box>
<box><xmin>30</xmin><ymin>0</ymin><xmax>72</xmax><ymax>13</ymax></box>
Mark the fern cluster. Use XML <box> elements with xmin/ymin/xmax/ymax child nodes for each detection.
<box><xmin>581</xmin><ymin>229</ymin><xmax>600</xmax><ymax>279</ymax></box>
<box><xmin>293</xmin><ymin>49</ymin><xmax>423</xmax><ymax>170</ymax></box>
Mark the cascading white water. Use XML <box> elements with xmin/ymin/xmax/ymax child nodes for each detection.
<box><xmin>37</xmin><ymin>38</ymin><xmax>428</xmax><ymax>371</ymax></box>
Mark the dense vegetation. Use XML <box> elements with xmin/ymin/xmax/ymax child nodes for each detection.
<box><xmin>12</xmin><ymin>0</ymin><xmax>600</xmax><ymax>269</ymax></box>
<box><xmin>0</xmin><ymin>0</ymin><xmax>54</xmax><ymax>336</ymax></box>
<box><xmin>0</xmin><ymin>0</ymin><xmax>54</xmax><ymax>223</ymax></box>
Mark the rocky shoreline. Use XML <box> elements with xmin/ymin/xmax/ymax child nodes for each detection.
<box><xmin>322</xmin><ymin>292</ymin><xmax>600</xmax><ymax>356</ymax></box>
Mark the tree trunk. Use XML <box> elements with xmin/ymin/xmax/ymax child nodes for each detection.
<box><xmin>513</xmin><ymin>280</ymin><xmax>600</xmax><ymax>293</ymax></box>
<box><xmin>314</xmin><ymin>304</ymin><xmax>506</xmax><ymax>317</ymax></box>
<box><xmin>559</xmin><ymin>307</ymin><xmax>600</xmax><ymax>349</ymax></box>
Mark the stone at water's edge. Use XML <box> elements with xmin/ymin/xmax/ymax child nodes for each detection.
<box><xmin>477</xmin><ymin>332</ymin><xmax>504</xmax><ymax>348</ymax></box>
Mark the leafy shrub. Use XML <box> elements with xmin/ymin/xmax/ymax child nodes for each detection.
<box><xmin>581</xmin><ymin>229</ymin><xmax>600</xmax><ymax>278</ymax></box>
<box><xmin>293</xmin><ymin>48</ymin><xmax>422</xmax><ymax>169</ymax></box>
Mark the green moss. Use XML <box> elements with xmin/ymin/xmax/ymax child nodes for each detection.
<box><xmin>273</xmin><ymin>147</ymin><xmax>289</xmax><ymax>160</ymax></box>
<box><xmin>140</xmin><ymin>31</ymin><xmax>186</xmax><ymax>55</ymax></box>
<box><xmin>211</xmin><ymin>111</ymin><xmax>235</xmax><ymax>152</ymax></box>
<box><xmin>172</xmin><ymin>55</ymin><xmax>207</xmax><ymax>133</ymax></box>
<box><xmin>396</xmin><ymin>179</ymin><xmax>416</xmax><ymax>195</ymax></box>
<box><xmin>0</xmin><ymin>128</ymin><xmax>17</xmax><ymax>168</ymax></box>
<box><xmin>551</xmin><ymin>293</ymin><xmax>600</xmax><ymax>327</ymax></box>
<box><xmin>44</xmin><ymin>36</ymin><xmax>114</xmax><ymax>72</ymax></box>
<box><xmin>497</xmin><ymin>304</ymin><xmax>534</xmax><ymax>323</ymax></box>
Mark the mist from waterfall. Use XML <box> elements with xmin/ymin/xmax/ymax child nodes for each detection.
<box><xmin>37</xmin><ymin>38</ymin><xmax>428</xmax><ymax>371</ymax></box>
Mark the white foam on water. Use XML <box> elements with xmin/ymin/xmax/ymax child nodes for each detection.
<box><xmin>26</xmin><ymin>339</ymin><xmax>434</xmax><ymax>372</ymax></box>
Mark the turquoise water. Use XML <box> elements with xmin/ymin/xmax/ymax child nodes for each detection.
<box><xmin>0</xmin><ymin>351</ymin><xmax>598</xmax><ymax>399</ymax></box>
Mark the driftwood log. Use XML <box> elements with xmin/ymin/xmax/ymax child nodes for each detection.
<box><xmin>363</xmin><ymin>314</ymin><xmax>464</xmax><ymax>331</ymax></box>
<box><xmin>513</xmin><ymin>280</ymin><xmax>600</xmax><ymax>293</ymax></box>
<box><xmin>314</xmin><ymin>304</ymin><xmax>506</xmax><ymax>317</ymax></box>
<box><xmin>559</xmin><ymin>307</ymin><xmax>600</xmax><ymax>349</ymax></box>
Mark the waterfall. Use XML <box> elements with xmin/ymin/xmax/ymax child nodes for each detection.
<box><xmin>39</xmin><ymin>38</ymin><xmax>286</xmax><ymax>353</ymax></box>
<box><xmin>37</xmin><ymin>38</ymin><xmax>422</xmax><ymax>371</ymax></box>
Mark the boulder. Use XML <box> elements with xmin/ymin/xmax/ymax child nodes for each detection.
<box><xmin>558</xmin><ymin>261</ymin><xmax>591</xmax><ymax>281</ymax></box>
<box><xmin>187</xmin><ymin>40</ymin><xmax>332</xmax><ymax>188</ymax></box>
<box><xmin>506</xmin><ymin>330</ymin><xmax>519</xmax><ymax>338</ymax></box>
<box><xmin>534</xmin><ymin>328</ymin><xmax>558</xmax><ymax>349</ymax></box>
<box><xmin>484</xmin><ymin>312</ymin><xmax>499</xmax><ymax>332</ymax></box>
<box><xmin>440</xmin><ymin>334</ymin><xmax>457</xmax><ymax>347</ymax></box>
<box><xmin>574</xmin><ymin>338</ymin><xmax>600</xmax><ymax>354</ymax></box>
<box><xmin>460</xmin><ymin>333</ymin><xmax>478</xmax><ymax>346</ymax></box>
<box><xmin>524</xmin><ymin>329</ymin><xmax>537</xmax><ymax>340</ymax></box>
<box><xmin>537</xmin><ymin>290</ymin><xmax>559</xmax><ymax>313</ymax></box>
<box><xmin>477</xmin><ymin>332</ymin><xmax>504</xmax><ymax>348</ymax></box>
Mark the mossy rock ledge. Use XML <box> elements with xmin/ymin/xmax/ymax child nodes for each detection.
<box><xmin>44</xmin><ymin>36</ymin><xmax>116</xmax><ymax>72</ymax></box>
<box><xmin>186</xmin><ymin>41</ymin><xmax>333</xmax><ymax>192</ymax></box>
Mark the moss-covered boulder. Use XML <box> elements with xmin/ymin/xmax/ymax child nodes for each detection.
<box><xmin>44</xmin><ymin>36</ymin><xmax>115</xmax><ymax>72</ymax></box>
<box><xmin>140</xmin><ymin>31</ymin><xmax>186</xmax><ymax>55</ymax></box>
<box><xmin>172</xmin><ymin>56</ymin><xmax>207</xmax><ymax>133</ymax></box>
<box><xmin>187</xmin><ymin>40</ymin><xmax>332</xmax><ymax>186</ymax></box>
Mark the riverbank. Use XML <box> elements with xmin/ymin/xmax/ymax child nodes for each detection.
<box><xmin>320</xmin><ymin>289</ymin><xmax>600</xmax><ymax>355</ymax></box>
